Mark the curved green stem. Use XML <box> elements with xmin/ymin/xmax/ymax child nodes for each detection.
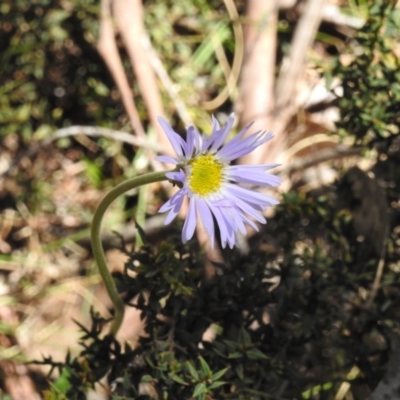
<box><xmin>91</xmin><ymin>170</ymin><xmax>173</xmax><ymax>336</ymax></box>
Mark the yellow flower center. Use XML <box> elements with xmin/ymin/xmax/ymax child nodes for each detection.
<box><xmin>188</xmin><ymin>154</ymin><xmax>224</xmax><ymax>196</ymax></box>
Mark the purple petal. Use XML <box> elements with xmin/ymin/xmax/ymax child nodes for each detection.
<box><xmin>182</xmin><ymin>197</ymin><xmax>197</xmax><ymax>243</ymax></box>
<box><xmin>225</xmin><ymin>184</ymin><xmax>280</xmax><ymax>206</ymax></box>
<box><xmin>158</xmin><ymin>117</ymin><xmax>185</xmax><ymax>157</ymax></box>
<box><xmin>222</xmin><ymin>187</ymin><xmax>267</xmax><ymax>223</ymax></box>
<box><xmin>185</xmin><ymin>126</ymin><xmax>196</xmax><ymax>158</ymax></box>
<box><xmin>209</xmin><ymin>113</ymin><xmax>235</xmax><ymax>152</ymax></box>
<box><xmin>229</xmin><ymin>207</ymin><xmax>247</xmax><ymax>235</ymax></box>
<box><xmin>218</xmin><ymin>133</ymin><xmax>261</xmax><ymax>161</ymax></box>
<box><xmin>166</xmin><ymin>170</ymin><xmax>186</xmax><ymax>184</ymax></box>
<box><xmin>156</xmin><ymin>155</ymin><xmax>179</xmax><ymax>164</ymax></box>
<box><xmin>217</xmin><ymin>131</ymin><xmax>274</xmax><ymax>161</ymax></box>
<box><xmin>197</xmin><ymin>198</ymin><xmax>215</xmax><ymax>248</ymax></box>
<box><xmin>240</xmin><ymin>212</ymin><xmax>260</xmax><ymax>232</ymax></box>
<box><xmin>227</xmin><ymin>168</ymin><xmax>283</xmax><ymax>187</ymax></box>
<box><xmin>159</xmin><ymin>193</ymin><xmax>185</xmax><ymax>225</ymax></box>
<box><xmin>229</xmin><ymin>163</ymin><xmax>281</xmax><ymax>171</ymax></box>
<box><xmin>220</xmin><ymin>212</ymin><xmax>237</xmax><ymax>248</ymax></box>
<box><xmin>229</xmin><ymin>195</ymin><xmax>266</xmax><ymax>223</ymax></box>
<box><xmin>208</xmin><ymin>203</ymin><xmax>236</xmax><ymax>248</ymax></box>
<box><xmin>159</xmin><ymin>189</ymin><xmax>185</xmax><ymax>213</ymax></box>
<box><xmin>211</xmin><ymin>115</ymin><xmax>220</xmax><ymax>131</ymax></box>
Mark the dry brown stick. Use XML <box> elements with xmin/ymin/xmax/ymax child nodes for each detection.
<box><xmin>211</xmin><ymin>34</ymin><xmax>234</xmax><ymax>88</ymax></box>
<box><xmin>112</xmin><ymin>0</ymin><xmax>175</xmax><ymax>158</ymax></box>
<box><xmin>275</xmin><ymin>0</ymin><xmax>325</xmax><ymax>113</ymax></box>
<box><xmin>97</xmin><ymin>0</ymin><xmax>146</xmax><ymax>139</ymax></box>
<box><xmin>97</xmin><ymin>0</ymin><xmax>168</xmax><ymax>176</ymax></box>
<box><xmin>0</xmin><ymin>126</ymin><xmax>161</xmax><ymax>179</ymax></box>
<box><xmin>43</xmin><ymin>126</ymin><xmax>160</xmax><ymax>151</ymax></box>
<box><xmin>321</xmin><ymin>3</ymin><xmax>364</xmax><ymax>29</ymax></box>
<box><xmin>201</xmin><ymin>0</ymin><xmax>244</xmax><ymax>111</ymax></box>
<box><xmin>236</xmin><ymin>0</ymin><xmax>279</xmax><ymax>165</ymax></box>
<box><xmin>269</xmin><ymin>0</ymin><xmax>326</xmax><ymax>166</ymax></box>
<box><xmin>142</xmin><ymin>36</ymin><xmax>192</xmax><ymax>127</ymax></box>
<box><xmin>282</xmin><ymin>145</ymin><xmax>362</xmax><ymax>173</ymax></box>
<box><xmin>366</xmin><ymin>256</ymin><xmax>386</xmax><ymax>308</ymax></box>
<box><xmin>253</xmin><ymin>0</ymin><xmax>325</xmax><ymax>166</ymax></box>
<box><xmin>366</xmin><ymin>221</ymin><xmax>389</xmax><ymax>308</ymax></box>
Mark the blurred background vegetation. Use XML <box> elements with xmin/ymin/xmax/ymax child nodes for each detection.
<box><xmin>0</xmin><ymin>0</ymin><xmax>400</xmax><ymax>399</ymax></box>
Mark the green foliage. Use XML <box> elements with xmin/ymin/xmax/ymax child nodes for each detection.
<box><xmin>43</xmin><ymin>369</ymin><xmax>72</xmax><ymax>400</ymax></box>
<box><xmin>144</xmin><ymin>0</ymin><xmax>236</xmax><ymax>115</ymax></box>
<box><xmin>38</xmin><ymin>187</ymin><xmax>400</xmax><ymax>398</ymax></box>
<box><xmin>3</xmin><ymin>1</ymin><xmax>400</xmax><ymax>399</ymax></box>
<box><xmin>332</xmin><ymin>0</ymin><xmax>400</xmax><ymax>145</ymax></box>
<box><xmin>0</xmin><ymin>0</ymin><xmax>116</xmax><ymax>141</ymax></box>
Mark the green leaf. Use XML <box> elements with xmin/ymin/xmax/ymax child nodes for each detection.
<box><xmin>209</xmin><ymin>323</ymin><xmax>223</xmax><ymax>335</ymax></box>
<box><xmin>141</xmin><ymin>374</ymin><xmax>153</xmax><ymax>383</ymax></box>
<box><xmin>211</xmin><ymin>367</ymin><xmax>228</xmax><ymax>381</ymax></box>
<box><xmin>192</xmin><ymin>383</ymin><xmax>207</xmax><ymax>398</ymax></box>
<box><xmin>209</xmin><ymin>381</ymin><xmax>226</xmax><ymax>390</ymax></box>
<box><xmin>45</xmin><ymin>369</ymin><xmax>71</xmax><ymax>399</ymax></box>
<box><xmin>198</xmin><ymin>356</ymin><xmax>211</xmax><ymax>377</ymax></box>
<box><xmin>228</xmin><ymin>352</ymin><xmax>243</xmax><ymax>359</ymax></box>
<box><xmin>15</xmin><ymin>103</ymin><xmax>31</xmax><ymax>122</ymax></box>
<box><xmin>192</xmin><ymin>21</ymin><xmax>230</xmax><ymax>66</ymax></box>
<box><xmin>246</xmin><ymin>348</ymin><xmax>269</xmax><ymax>360</ymax></box>
<box><xmin>45</xmin><ymin>9</ymin><xmax>71</xmax><ymax>25</ymax></box>
<box><xmin>238</xmin><ymin>327</ymin><xmax>251</xmax><ymax>346</ymax></box>
<box><xmin>34</xmin><ymin>123</ymin><xmax>53</xmax><ymax>140</ymax></box>
<box><xmin>223</xmin><ymin>339</ymin><xmax>238</xmax><ymax>350</ymax></box>
<box><xmin>169</xmin><ymin>374</ymin><xmax>188</xmax><ymax>386</ymax></box>
<box><xmin>212</xmin><ymin>347</ymin><xmax>227</xmax><ymax>358</ymax></box>
<box><xmin>145</xmin><ymin>356</ymin><xmax>155</xmax><ymax>368</ymax></box>
<box><xmin>187</xmin><ymin>361</ymin><xmax>200</xmax><ymax>381</ymax></box>
<box><xmin>87</xmin><ymin>77</ymin><xmax>110</xmax><ymax>97</ymax></box>
<box><xmin>235</xmin><ymin>364</ymin><xmax>244</xmax><ymax>380</ymax></box>
<box><xmin>123</xmin><ymin>371</ymin><xmax>132</xmax><ymax>390</ymax></box>
<box><xmin>82</xmin><ymin>158</ymin><xmax>102</xmax><ymax>187</ymax></box>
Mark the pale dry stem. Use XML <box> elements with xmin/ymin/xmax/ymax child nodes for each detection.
<box><xmin>97</xmin><ymin>0</ymin><xmax>146</xmax><ymax>139</ymax></box>
<box><xmin>112</xmin><ymin>0</ymin><xmax>175</xmax><ymax>157</ymax></box>
<box><xmin>236</xmin><ymin>0</ymin><xmax>278</xmax><ymax>165</ymax></box>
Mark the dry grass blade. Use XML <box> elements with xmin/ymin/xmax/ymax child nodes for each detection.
<box><xmin>236</xmin><ymin>0</ymin><xmax>278</xmax><ymax>165</ymax></box>
<box><xmin>201</xmin><ymin>0</ymin><xmax>244</xmax><ymax>110</ymax></box>
<box><xmin>112</xmin><ymin>0</ymin><xmax>174</xmax><ymax>158</ymax></box>
<box><xmin>97</xmin><ymin>0</ymin><xmax>146</xmax><ymax>140</ymax></box>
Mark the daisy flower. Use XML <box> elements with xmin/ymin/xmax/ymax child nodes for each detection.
<box><xmin>157</xmin><ymin>113</ymin><xmax>282</xmax><ymax>249</ymax></box>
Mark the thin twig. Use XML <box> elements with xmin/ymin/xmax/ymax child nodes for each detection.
<box><xmin>0</xmin><ymin>126</ymin><xmax>160</xmax><ymax>179</ymax></box>
<box><xmin>366</xmin><ymin>226</ymin><xmax>389</xmax><ymax>308</ymax></box>
<box><xmin>112</xmin><ymin>0</ymin><xmax>175</xmax><ymax>158</ymax></box>
<box><xmin>43</xmin><ymin>126</ymin><xmax>160</xmax><ymax>151</ymax></box>
<box><xmin>281</xmin><ymin>145</ymin><xmax>362</xmax><ymax>174</ymax></box>
<box><xmin>321</xmin><ymin>4</ymin><xmax>364</xmax><ymax>29</ymax></box>
<box><xmin>141</xmin><ymin>35</ymin><xmax>192</xmax><ymax>127</ymax></box>
<box><xmin>275</xmin><ymin>0</ymin><xmax>325</xmax><ymax>113</ymax></box>
<box><xmin>256</xmin><ymin>0</ymin><xmax>326</xmax><ymax>167</ymax></box>
<box><xmin>201</xmin><ymin>0</ymin><xmax>244</xmax><ymax>110</ymax></box>
<box><xmin>236</xmin><ymin>0</ymin><xmax>278</xmax><ymax>164</ymax></box>
<box><xmin>97</xmin><ymin>0</ymin><xmax>171</xmax><ymax>177</ymax></box>
<box><xmin>97</xmin><ymin>0</ymin><xmax>146</xmax><ymax>139</ymax></box>
<box><xmin>366</xmin><ymin>257</ymin><xmax>386</xmax><ymax>308</ymax></box>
